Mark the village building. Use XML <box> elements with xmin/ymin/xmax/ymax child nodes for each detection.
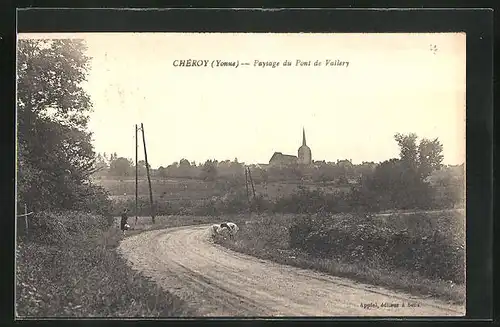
<box><xmin>269</xmin><ymin>152</ymin><xmax>298</xmax><ymax>166</ymax></box>
<box><xmin>269</xmin><ymin>128</ymin><xmax>313</xmax><ymax>166</ymax></box>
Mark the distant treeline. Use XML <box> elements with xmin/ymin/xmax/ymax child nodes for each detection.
<box><xmin>94</xmin><ymin>133</ymin><xmax>463</xmax><ymax>189</ymax></box>
<box><xmin>95</xmin><ymin>153</ymin><xmax>381</xmax><ymax>184</ymax></box>
<box><xmin>105</xmin><ymin>133</ymin><xmax>464</xmax><ymax>215</ymax></box>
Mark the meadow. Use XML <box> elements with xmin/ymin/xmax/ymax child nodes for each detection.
<box><xmin>95</xmin><ymin>177</ymin><xmax>349</xmax><ymax>203</ymax></box>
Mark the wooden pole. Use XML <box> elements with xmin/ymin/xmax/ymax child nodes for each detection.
<box><xmin>24</xmin><ymin>203</ymin><xmax>28</xmax><ymax>237</ymax></box>
<box><xmin>141</xmin><ymin>123</ymin><xmax>155</xmax><ymax>224</ymax></box>
<box><xmin>245</xmin><ymin>167</ymin><xmax>250</xmax><ymax>204</ymax></box>
<box><xmin>135</xmin><ymin>124</ymin><xmax>138</xmax><ymax>226</ymax></box>
<box><xmin>248</xmin><ymin>167</ymin><xmax>256</xmax><ymax>200</ymax></box>
<box><xmin>245</xmin><ymin>167</ymin><xmax>251</xmax><ymax>216</ymax></box>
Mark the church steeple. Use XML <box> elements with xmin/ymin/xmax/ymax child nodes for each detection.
<box><xmin>298</xmin><ymin>127</ymin><xmax>312</xmax><ymax>165</ymax></box>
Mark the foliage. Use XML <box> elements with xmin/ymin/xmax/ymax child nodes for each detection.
<box><xmin>16</xmin><ymin>211</ymin><xmax>188</xmax><ymax>317</ymax></box>
<box><xmin>100</xmin><ymin>129</ymin><xmax>458</xmax><ymax>217</ymax></box>
<box><xmin>394</xmin><ymin>132</ymin><xmax>444</xmax><ymax>179</ymax></box>
<box><xmin>418</xmin><ymin>138</ymin><xmax>445</xmax><ymax>178</ymax></box>
<box><xmin>273</xmin><ymin>186</ymin><xmax>351</xmax><ymax>214</ymax></box>
<box><xmin>354</xmin><ymin>133</ymin><xmax>445</xmax><ymax>211</ymax></box>
<box><xmin>108</xmin><ymin>157</ymin><xmax>134</xmax><ymax>177</ymax></box>
<box><xmin>17</xmin><ymin>38</ymin><xmax>107</xmax><ymax>212</ymax></box>
<box><xmin>25</xmin><ymin>211</ymin><xmax>108</xmax><ymax>245</ymax></box>
<box><xmin>200</xmin><ymin>160</ymin><xmax>218</xmax><ymax>181</ymax></box>
<box><xmin>214</xmin><ymin>212</ymin><xmax>464</xmax><ymax>304</ymax></box>
<box><xmin>288</xmin><ymin>211</ymin><xmax>465</xmax><ymax>284</ymax></box>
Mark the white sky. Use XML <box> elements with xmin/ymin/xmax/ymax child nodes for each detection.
<box><xmin>19</xmin><ymin>32</ymin><xmax>466</xmax><ymax>168</ymax></box>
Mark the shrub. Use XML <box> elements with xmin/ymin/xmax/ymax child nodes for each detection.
<box><xmin>289</xmin><ymin>211</ymin><xmax>465</xmax><ymax>284</ymax></box>
<box><xmin>16</xmin><ymin>237</ymin><xmax>187</xmax><ymax>317</ymax></box>
<box><xmin>26</xmin><ymin>211</ymin><xmax>108</xmax><ymax>245</ymax></box>
<box><xmin>289</xmin><ymin>215</ymin><xmax>315</xmax><ymax>249</ymax></box>
<box><xmin>74</xmin><ymin>184</ymin><xmax>114</xmax><ymax>218</ymax></box>
<box><xmin>16</xmin><ymin>210</ymin><xmax>188</xmax><ymax>317</ymax></box>
<box><xmin>274</xmin><ymin>187</ymin><xmax>352</xmax><ymax>214</ymax></box>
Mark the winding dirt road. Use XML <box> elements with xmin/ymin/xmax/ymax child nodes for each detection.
<box><xmin>118</xmin><ymin>225</ymin><xmax>465</xmax><ymax>317</ymax></box>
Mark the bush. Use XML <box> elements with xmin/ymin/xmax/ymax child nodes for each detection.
<box><xmin>289</xmin><ymin>211</ymin><xmax>465</xmax><ymax>284</ymax></box>
<box><xmin>16</xmin><ymin>210</ymin><xmax>188</xmax><ymax>317</ymax></box>
<box><xmin>193</xmin><ymin>199</ymin><xmax>219</xmax><ymax>216</ymax></box>
<box><xmin>213</xmin><ymin>212</ymin><xmax>465</xmax><ymax>303</ymax></box>
<box><xmin>110</xmin><ymin>197</ymin><xmax>198</xmax><ymax>217</ymax></box>
<box><xmin>74</xmin><ymin>184</ymin><xmax>114</xmax><ymax>218</ymax></box>
<box><xmin>274</xmin><ymin>187</ymin><xmax>352</xmax><ymax>214</ymax></box>
<box><xmin>26</xmin><ymin>211</ymin><xmax>109</xmax><ymax>245</ymax></box>
<box><xmin>16</xmin><ymin>237</ymin><xmax>186</xmax><ymax>317</ymax></box>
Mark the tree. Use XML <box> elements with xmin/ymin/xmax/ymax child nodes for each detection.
<box><xmin>394</xmin><ymin>133</ymin><xmax>444</xmax><ymax>178</ymax></box>
<box><xmin>17</xmin><ymin>38</ymin><xmax>102</xmax><ymax>210</ymax></box>
<box><xmin>157</xmin><ymin>166</ymin><xmax>167</xmax><ymax>178</ymax></box>
<box><xmin>200</xmin><ymin>160</ymin><xmax>218</xmax><ymax>181</ymax></box>
<box><xmin>418</xmin><ymin>138</ymin><xmax>444</xmax><ymax>179</ymax></box>
<box><xmin>394</xmin><ymin>133</ymin><xmax>419</xmax><ymax>170</ymax></box>
<box><xmin>93</xmin><ymin>152</ymin><xmax>109</xmax><ymax>176</ymax></box>
<box><xmin>179</xmin><ymin>158</ymin><xmax>191</xmax><ymax>168</ymax></box>
<box><xmin>359</xmin><ymin>133</ymin><xmax>443</xmax><ymax>209</ymax></box>
<box><xmin>108</xmin><ymin>157</ymin><xmax>134</xmax><ymax>177</ymax></box>
<box><xmin>136</xmin><ymin>160</ymin><xmax>147</xmax><ymax>176</ymax></box>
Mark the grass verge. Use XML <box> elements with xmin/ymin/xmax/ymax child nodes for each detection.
<box><xmin>16</xmin><ymin>211</ymin><xmax>192</xmax><ymax>318</ymax></box>
<box><xmin>213</xmin><ymin>212</ymin><xmax>465</xmax><ymax>305</ymax></box>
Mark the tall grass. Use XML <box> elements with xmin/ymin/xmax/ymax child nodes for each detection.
<box><xmin>16</xmin><ymin>211</ymin><xmax>190</xmax><ymax>318</ymax></box>
<box><xmin>214</xmin><ymin>212</ymin><xmax>465</xmax><ymax>304</ymax></box>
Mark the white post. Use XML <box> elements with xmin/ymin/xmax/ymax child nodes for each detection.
<box><xmin>24</xmin><ymin>203</ymin><xmax>28</xmax><ymax>237</ymax></box>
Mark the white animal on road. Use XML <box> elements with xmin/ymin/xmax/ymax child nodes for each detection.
<box><xmin>226</xmin><ymin>222</ymin><xmax>239</xmax><ymax>233</ymax></box>
<box><xmin>209</xmin><ymin>222</ymin><xmax>239</xmax><ymax>238</ymax></box>
<box><xmin>209</xmin><ymin>224</ymin><xmax>222</xmax><ymax>236</ymax></box>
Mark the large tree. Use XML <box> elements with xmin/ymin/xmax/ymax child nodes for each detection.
<box><xmin>17</xmin><ymin>38</ymin><xmax>100</xmax><ymax>210</ymax></box>
<box><xmin>108</xmin><ymin>157</ymin><xmax>134</xmax><ymax>177</ymax></box>
<box><xmin>417</xmin><ymin>137</ymin><xmax>444</xmax><ymax>179</ymax></box>
<box><xmin>359</xmin><ymin>133</ymin><xmax>444</xmax><ymax>210</ymax></box>
<box><xmin>394</xmin><ymin>132</ymin><xmax>444</xmax><ymax>179</ymax></box>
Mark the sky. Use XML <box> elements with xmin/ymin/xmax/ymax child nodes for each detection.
<box><xmin>19</xmin><ymin>32</ymin><xmax>466</xmax><ymax>168</ymax></box>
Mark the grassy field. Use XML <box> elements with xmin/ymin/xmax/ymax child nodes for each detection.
<box><xmin>96</xmin><ymin>177</ymin><xmax>350</xmax><ymax>203</ymax></box>
<box><xmin>213</xmin><ymin>210</ymin><xmax>466</xmax><ymax>305</ymax></box>
<box><xmin>95</xmin><ymin>178</ymin><xmax>220</xmax><ymax>200</ymax></box>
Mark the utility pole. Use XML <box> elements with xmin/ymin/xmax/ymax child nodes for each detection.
<box><xmin>141</xmin><ymin>123</ymin><xmax>155</xmax><ymax>224</ymax></box>
<box><xmin>247</xmin><ymin>167</ymin><xmax>256</xmax><ymax>200</ymax></box>
<box><xmin>135</xmin><ymin>124</ymin><xmax>138</xmax><ymax>226</ymax></box>
<box><xmin>245</xmin><ymin>167</ymin><xmax>250</xmax><ymax>205</ymax></box>
<box><xmin>245</xmin><ymin>166</ymin><xmax>253</xmax><ymax>217</ymax></box>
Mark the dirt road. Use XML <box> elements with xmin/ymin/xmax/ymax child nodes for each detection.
<box><xmin>118</xmin><ymin>225</ymin><xmax>465</xmax><ymax>317</ymax></box>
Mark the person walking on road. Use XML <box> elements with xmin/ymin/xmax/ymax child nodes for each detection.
<box><xmin>120</xmin><ymin>208</ymin><xmax>130</xmax><ymax>236</ymax></box>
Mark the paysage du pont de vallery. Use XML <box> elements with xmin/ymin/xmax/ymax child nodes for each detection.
<box><xmin>172</xmin><ymin>59</ymin><xmax>350</xmax><ymax>68</ymax></box>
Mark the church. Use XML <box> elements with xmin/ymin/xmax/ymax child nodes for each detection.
<box><xmin>268</xmin><ymin>128</ymin><xmax>312</xmax><ymax>166</ymax></box>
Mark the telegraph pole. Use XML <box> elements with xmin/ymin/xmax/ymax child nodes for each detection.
<box><xmin>141</xmin><ymin>123</ymin><xmax>155</xmax><ymax>224</ymax></box>
<box><xmin>245</xmin><ymin>167</ymin><xmax>250</xmax><ymax>204</ymax></box>
<box><xmin>135</xmin><ymin>124</ymin><xmax>138</xmax><ymax>226</ymax></box>
<box><xmin>245</xmin><ymin>166</ymin><xmax>252</xmax><ymax>215</ymax></box>
<box><xmin>247</xmin><ymin>167</ymin><xmax>256</xmax><ymax>200</ymax></box>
